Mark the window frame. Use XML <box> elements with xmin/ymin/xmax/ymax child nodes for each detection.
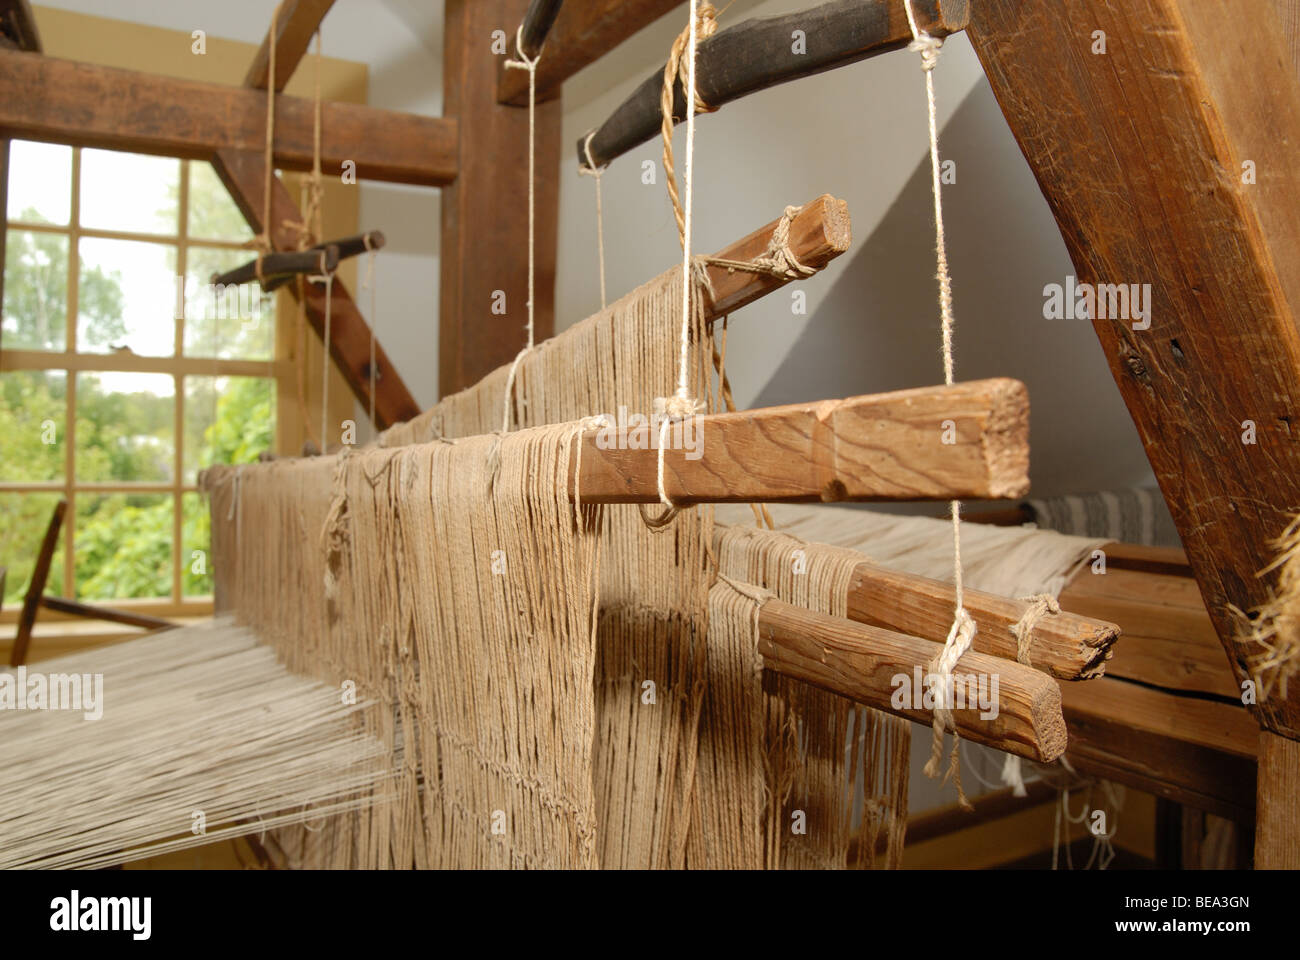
<box><xmin>2</xmin><ymin>145</ymin><xmax>291</xmax><ymax>613</ymax></box>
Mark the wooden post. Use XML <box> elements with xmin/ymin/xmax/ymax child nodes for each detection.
<box><xmin>1256</xmin><ymin>731</ymin><xmax>1300</xmax><ymax>868</ymax></box>
<box><xmin>965</xmin><ymin>0</ymin><xmax>1300</xmax><ymax>864</ymax></box>
<box><xmin>441</xmin><ymin>0</ymin><xmax>561</xmax><ymax>397</ymax></box>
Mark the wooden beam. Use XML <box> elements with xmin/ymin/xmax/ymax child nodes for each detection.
<box><xmin>0</xmin><ymin>0</ymin><xmax>40</xmax><ymax>53</ymax></box>
<box><xmin>245</xmin><ymin>0</ymin><xmax>336</xmax><ymax>92</ymax></box>
<box><xmin>263</xmin><ymin>231</ymin><xmax>386</xmax><ymax>292</ymax></box>
<box><xmin>498</xmin><ymin>0</ymin><xmax>683</xmax><ymax>106</ymax></box>
<box><xmin>39</xmin><ymin>596</ymin><xmax>175</xmax><ymax>632</ymax></box>
<box><xmin>441</xmin><ymin>0</ymin><xmax>561</xmax><ymax>396</ymax></box>
<box><xmin>579</xmin><ymin>0</ymin><xmax>969</xmax><ymax>169</ymax></box>
<box><xmin>1060</xmin><ymin>676</ymin><xmax>1258</xmax><ymax>822</ymax></box>
<box><xmin>517</xmin><ymin>0</ymin><xmax>565</xmax><ymax>60</ymax></box>
<box><xmin>757</xmin><ymin>598</ymin><xmax>1067</xmax><ymax>762</ymax></box>
<box><xmin>967</xmin><ymin>2</ymin><xmax>1300</xmax><ymax>738</ymax></box>
<box><xmin>1256</xmin><ymin>730</ymin><xmax>1300</xmax><ymax>867</ymax></box>
<box><xmin>571</xmin><ymin>379</ymin><xmax>1029</xmax><ymax>504</ymax></box>
<box><xmin>846</xmin><ymin>563</ymin><xmax>1118</xmax><ymax>681</ymax></box>
<box><xmin>10</xmin><ymin>499</ymin><xmax>64</xmax><ymax>667</ymax></box>
<box><xmin>0</xmin><ymin>50</ymin><xmax>457</xmax><ymax>187</ymax></box>
<box><xmin>1059</xmin><ymin>563</ymin><xmax>1237</xmax><ymax>699</ymax></box>
<box><xmin>210</xmin><ymin>244</ymin><xmax>338</xmax><ymax>289</ymax></box>
<box><xmin>212</xmin><ymin>148</ymin><xmax>421</xmax><ymax>428</ymax></box>
<box><xmin>703</xmin><ymin>194</ymin><xmax>850</xmax><ymax>315</ymax></box>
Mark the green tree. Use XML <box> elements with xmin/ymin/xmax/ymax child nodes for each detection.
<box><xmin>2</xmin><ymin>207</ymin><xmax>126</xmax><ymax>350</ymax></box>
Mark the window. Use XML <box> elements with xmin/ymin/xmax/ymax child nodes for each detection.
<box><xmin>1</xmin><ymin>140</ymin><xmax>282</xmax><ymax>610</ymax></box>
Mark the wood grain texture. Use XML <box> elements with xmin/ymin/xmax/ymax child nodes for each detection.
<box><xmin>571</xmin><ymin>379</ymin><xmax>1029</xmax><ymax>504</ymax></box>
<box><xmin>499</xmin><ymin>0</ymin><xmax>682</xmax><ymax>105</ymax></box>
<box><xmin>1256</xmin><ymin>730</ymin><xmax>1300</xmax><ymax>867</ymax></box>
<box><xmin>10</xmin><ymin>499</ymin><xmax>64</xmax><ymax>667</ymax></box>
<box><xmin>968</xmin><ymin>0</ymin><xmax>1300</xmax><ymax>738</ymax></box>
<box><xmin>441</xmin><ymin>0</ymin><xmax>560</xmax><ymax>396</ymax></box>
<box><xmin>758</xmin><ymin>598</ymin><xmax>1066</xmax><ymax>762</ymax></box>
<box><xmin>1061</xmin><ymin>565</ymin><xmax>1238</xmax><ymax>699</ymax></box>
<box><xmin>212</xmin><ymin>148</ymin><xmax>420</xmax><ymax>428</ymax></box>
<box><xmin>704</xmin><ymin>194</ymin><xmax>850</xmax><ymax>315</ymax></box>
<box><xmin>1061</xmin><ymin>676</ymin><xmax>1258</xmax><ymax>821</ymax></box>
<box><xmin>244</xmin><ymin>0</ymin><xmax>336</xmax><ymax>91</ymax></box>
<box><xmin>580</xmin><ymin>0</ymin><xmax>969</xmax><ymax>168</ymax></box>
<box><xmin>847</xmin><ymin>563</ymin><xmax>1118</xmax><ymax>680</ymax></box>
<box><xmin>0</xmin><ymin>50</ymin><xmax>457</xmax><ymax>186</ymax></box>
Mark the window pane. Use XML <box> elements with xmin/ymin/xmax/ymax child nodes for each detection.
<box><xmin>75</xmin><ymin>372</ymin><xmax>174</xmax><ymax>483</ymax></box>
<box><xmin>79</xmin><ymin>148</ymin><xmax>180</xmax><ymax>236</ymax></box>
<box><xmin>74</xmin><ymin>493</ymin><xmax>172</xmax><ymax>600</ymax></box>
<box><xmin>184</xmin><ymin>246</ymin><xmax>275</xmax><ymax>360</ymax></box>
<box><xmin>181</xmin><ymin>491</ymin><xmax>211</xmax><ymax>598</ymax></box>
<box><xmin>5</xmin><ymin>140</ymin><xmax>72</xmax><ymax>226</ymax></box>
<box><xmin>183</xmin><ymin>376</ymin><xmax>275</xmax><ymax>483</ymax></box>
<box><xmin>0</xmin><ymin>371</ymin><xmax>66</xmax><ymax>482</ymax></box>
<box><xmin>188</xmin><ymin>162</ymin><xmax>253</xmax><ymax>242</ymax></box>
<box><xmin>3</xmin><ymin>230</ymin><xmax>69</xmax><ymax>351</ymax></box>
<box><xmin>77</xmin><ymin>237</ymin><xmax>176</xmax><ymax>356</ymax></box>
<box><xmin>0</xmin><ymin>493</ymin><xmax>67</xmax><ymax>605</ymax></box>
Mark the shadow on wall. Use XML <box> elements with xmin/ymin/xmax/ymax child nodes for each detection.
<box><xmin>750</xmin><ymin>78</ymin><xmax>1158</xmax><ymax>506</ymax></box>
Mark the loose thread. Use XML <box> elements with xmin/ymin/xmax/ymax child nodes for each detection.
<box><xmin>502</xmin><ymin>25</ymin><xmax>541</xmax><ymax>434</ymax></box>
<box><xmin>904</xmin><ymin>0</ymin><xmax>973</xmax><ymax>806</ymax></box>
<box><xmin>310</xmin><ymin>270</ymin><xmax>335</xmax><ymax>452</ymax></box>
<box><xmin>579</xmin><ymin>132</ymin><xmax>608</xmax><ymax>311</ymax></box>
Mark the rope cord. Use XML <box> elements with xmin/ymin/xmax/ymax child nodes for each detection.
<box><xmin>903</xmin><ymin>0</ymin><xmax>974</xmax><ymax>807</ymax></box>
<box><xmin>501</xmin><ymin>25</ymin><xmax>541</xmax><ymax>434</ymax></box>
<box><xmin>579</xmin><ymin>132</ymin><xmax>608</xmax><ymax>311</ymax></box>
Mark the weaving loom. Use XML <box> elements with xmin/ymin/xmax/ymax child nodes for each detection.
<box><xmin>2</xmin><ymin>0</ymin><xmax>1298</xmax><ymax>874</ymax></box>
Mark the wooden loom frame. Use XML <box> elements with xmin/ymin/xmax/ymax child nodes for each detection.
<box><xmin>2</xmin><ymin>0</ymin><xmax>1297</xmax><ymax>867</ymax></box>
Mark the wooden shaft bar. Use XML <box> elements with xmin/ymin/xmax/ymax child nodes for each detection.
<box><xmin>569</xmin><ymin>378</ymin><xmax>1029</xmax><ymax>504</ymax></box>
<box><xmin>757</xmin><ymin>597</ymin><xmax>1067</xmax><ymax>762</ymax></box>
<box><xmin>263</xmin><ymin>232</ymin><xmax>385</xmax><ymax>292</ymax></box>
<box><xmin>578</xmin><ymin>0</ymin><xmax>969</xmax><ymax>169</ymax></box>
<box><xmin>518</xmin><ymin>0</ymin><xmax>565</xmax><ymax>59</ymax></box>
<box><xmin>213</xmin><ymin>148</ymin><xmax>421</xmax><ymax>427</ymax></box>
<box><xmin>0</xmin><ymin>50</ymin><xmax>458</xmax><ymax>187</ymax></box>
<box><xmin>210</xmin><ymin>245</ymin><xmax>338</xmax><ymax>289</ymax></box>
<box><xmin>845</xmin><ymin>563</ymin><xmax>1119</xmax><ymax>681</ymax></box>
<box><xmin>245</xmin><ymin>0</ymin><xmax>336</xmax><ymax>92</ymax></box>
<box><xmin>10</xmin><ymin>499</ymin><xmax>65</xmax><ymax>667</ymax></box>
<box><xmin>39</xmin><ymin>596</ymin><xmax>175</xmax><ymax>632</ymax></box>
<box><xmin>498</xmin><ymin>0</ymin><xmax>682</xmax><ymax>106</ymax></box>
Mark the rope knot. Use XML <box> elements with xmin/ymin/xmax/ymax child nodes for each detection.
<box><xmin>504</xmin><ymin>24</ymin><xmax>541</xmax><ymax>72</ymax></box>
<box><xmin>908</xmin><ymin>32</ymin><xmax>943</xmax><ymax>72</ymax></box>
<box><xmin>656</xmin><ymin>394</ymin><xmax>703</xmax><ymax>420</ymax></box>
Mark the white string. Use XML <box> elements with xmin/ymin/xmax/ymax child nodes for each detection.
<box><xmin>362</xmin><ymin>233</ymin><xmax>377</xmax><ymax>434</ymax></box>
<box><xmin>904</xmin><ymin>0</ymin><xmax>975</xmax><ymax>794</ymax></box>
<box><xmin>650</xmin><ymin>0</ymin><xmax>705</xmax><ymax>515</ymax></box>
<box><xmin>579</xmin><ymin>132</ymin><xmax>608</xmax><ymax>311</ymax></box>
<box><xmin>309</xmin><ymin>265</ymin><xmax>335</xmax><ymax>453</ymax></box>
<box><xmin>502</xmin><ymin>26</ymin><xmax>541</xmax><ymax>434</ymax></box>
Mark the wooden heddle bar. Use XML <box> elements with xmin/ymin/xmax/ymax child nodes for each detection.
<box><xmin>211</xmin><ymin>245</ymin><xmax>338</xmax><ymax>290</ymax></box>
<box><xmin>568</xmin><ymin>378</ymin><xmax>1029</xmax><ymax>504</ymax></box>
<box><xmin>263</xmin><ymin>231</ymin><xmax>386</xmax><ymax>292</ymax></box>
<box><xmin>578</xmin><ymin>0</ymin><xmax>969</xmax><ymax>170</ymax></box>
<box><xmin>757</xmin><ymin>598</ymin><xmax>1066</xmax><ymax>762</ymax></box>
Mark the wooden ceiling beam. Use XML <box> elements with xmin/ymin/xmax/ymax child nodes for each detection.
<box><xmin>498</xmin><ymin>0</ymin><xmax>682</xmax><ymax>106</ymax></box>
<box><xmin>0</xmin><ymin>0</ymin><xmax>40</xmax><ymax>53</ymax></box>
<box><xmin>0</xmin><ymin>50</ymin><xmax>457</xmax><ymax>186</ymax></box>
<box><xmin>245</xmin><ymin>0</ymin><xmax>336</xmax><ymax>92</ymax></box>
